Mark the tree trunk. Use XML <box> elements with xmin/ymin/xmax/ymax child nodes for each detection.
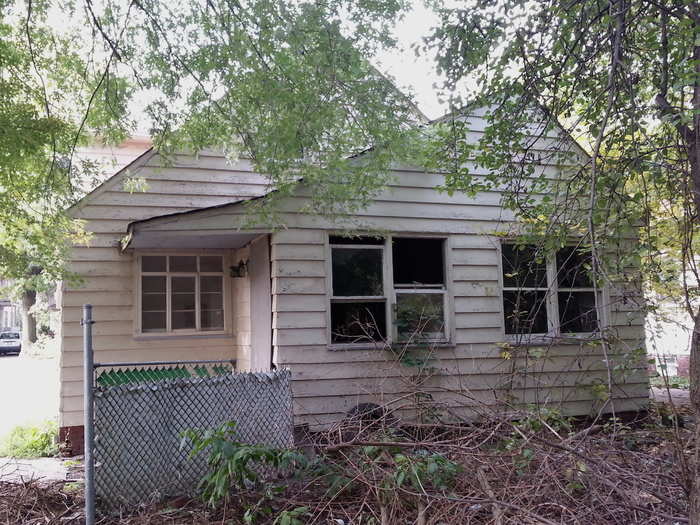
<box><xmin>683</xmin><ymin>14</ymin><xmax>700</xmax><ymax>520</ymax></box>
<box><xmin>21</xmin><ymin>288</ymin><xmax>37</xmax><ymax>348</ymax></box>
<box><xmin>690</xmin><ymin>311</ymin><xmax>700</xmax><ymax>523</ymax></box>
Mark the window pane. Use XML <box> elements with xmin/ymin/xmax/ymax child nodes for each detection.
<box><xmin>331</xmin><ymin>301</ymin><xmax>386</xmax><ymax>343</ymax></box>
<box><xmin>142</xmin><ymin>275</ymin><xmax>166</xmax><ymax>332</ymax></box>
<box><xmin>200</xmin><ymin>276</ymin><xmax>222</xmax><ymax>293</ymax></box>
<box><xmin>200</xmin><ymin>293</ymin><xmax>223</xmax><ymax>310</ymax></box>
<box><xmin>392</xmin><ymin>238</ymin><xmax>444</xmax><ymax>285</ymax></box>
<box><xmin>558</xmin><ymin>291</ymin><xmax>598</xmax><ymax>333</ymax></box>
<box><xmin>501</xmin><ymin>244</ymin><xmax>547</xmax><ymax>288</ymax></box>
<box><xmin>142</xmin><ymin>275</ymin><xmax>166</xmax><ymax>293</ymax></box>
<box><xmin>172</xmin><ymin>310</ymin><xmax>196</xmax><ymax>330</ymax></box>
<box><xmin>169</xmin><ymin>255</ymin><xmax>197</xmax><ymax>272</ymax></box>
<box><xmin>332</xmin><ymin>248</ymin><xmax>383</xmax><ymax>296</ymax></box>
<box><xmin>201</xmin><ymin>309</ymin><xmax>224</xmax><ymax>331</ymax></box>
<box><xmin>556</xmin><ymin>247</ymin><xmax>593</xmax><ymax>288</ymax></box>
<box><xmin>396</xmin><ymin>293</ymin><xmax>445</xmax><ymax>340</ymax></box>
<box><xmin>200</xmin><ymin>256</ymin><xmax>223</xmax><ymax>272</ymax></box>
<box><xmin>142</xmin><ymin>293</ymin><xmax>166</xmax><ymax>311</ymax></box>
<box><xmin>172</xmin><ymin>276</ymin><xmax>195</xmax><ymax>293</ymax></box>
<box><xmin>503</xmin><ymin>290</ymin><xmax>548</xmax><ymax>334</ymax></box>
<box><xmin>142</xmin><ymin>256</ymin><xmax>166</xmax><ymax>272</ymax></box>
<box><xmin>172</xmin><ymin>276</ymin><xmax>196</xmax><ymax>329</ymax></box>
<box><xmin>172</xmin><ymin>292</ymin><xmax>196</xmax><ymax>310</ymax></box>
<box><xmin>142</xmin><ymin>311</ymin><xmax>166</xmax><ymax>332</ymax></box>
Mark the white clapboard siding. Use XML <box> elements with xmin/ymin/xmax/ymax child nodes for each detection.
<box><xmin>59</xmin><ymin>151</ymin><xmax>270</xmax><ymax>427</ymax></box>
<box><xmin>59</xmin><ymin>110</ymin><xmax>649</xmax><ymax>430</ymax></box>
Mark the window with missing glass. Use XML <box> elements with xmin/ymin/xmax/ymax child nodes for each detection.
<box><xmin>139</xmin><ymin>254</ymin><xmax>225</xmax><ymax>334</ymax></box>
<box><xmin>501</xmin><ymin>243</ymin><xmax>600</xmax><ymax>337</ymax></box>
<box><xmin>329</xmin><ymin>236</ymin><xmax>448</xmax><ymax>345</ymax></box>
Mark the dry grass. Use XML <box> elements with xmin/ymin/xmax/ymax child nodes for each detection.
<box><xmin>0</xmin><ymin>404</ymin><xmax>693</xmax><ymax>524</ymax></box>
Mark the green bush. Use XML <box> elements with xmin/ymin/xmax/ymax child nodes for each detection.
<box><xmin>0</xmin><ymin>420</ymin><xmax>59</xmax><ymax>458</ymax></box>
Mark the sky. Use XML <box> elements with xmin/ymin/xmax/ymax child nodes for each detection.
<box><xmin>122</xmin><ymin>1</ymin><xmax>451</xmax><ymax>134</ymax></box>
<box><xmin>373</xmin><ymin>3</ymin><xmax>448</xmax><ymax>120</ymax></box>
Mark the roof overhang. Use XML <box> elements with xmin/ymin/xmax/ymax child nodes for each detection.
<box><xmin>122</xmin><ymin>199</ymin><xmax>271</xmax><ymax>251</ymax></box>
<box><xmin>125</xmin><ymin>230</ymin><xmax>265</xmax><ymax>250</ymax></box>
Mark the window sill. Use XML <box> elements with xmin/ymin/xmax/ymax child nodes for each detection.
<box><xmin>328</xmin><ymin>342</ymin><xmax>456</xmax><ymax>352</ymax></box>
<box><xmin>505</xmin><ymin>333</ymin><xmax>602</xmax><ymax>347</ymax></box>
<box><xmin>133</xmin><ymin>332</ymin><xmax>233</xmax><ymax>342</ymax></box>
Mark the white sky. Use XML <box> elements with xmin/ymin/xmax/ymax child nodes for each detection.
<box><xmin>88</xmin><ymin>1</ymin><xmax>454</xmax><ymax>134</ymax></box>
<box><xmin>373</xmin><ymin>3</ymin><xmax>448</xmax><ymax>120</ymax></box>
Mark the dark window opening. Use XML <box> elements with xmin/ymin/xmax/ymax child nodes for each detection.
<box><xmin>331</xmin><ymin>302</ymin><xmax>386</xmax><ymax>343</ymax></box>
<box><xmin>556</xmin><ymin>246</ymin><xmax>594</xmax><ymax>288</ymax></box>
<box><xmin>392</xmin><ymin>238</ymin><xmax>444</xmax><ymax>285</ymax></box>
<box><xmin>332</xmin><ymin>248</ymin><xmax>383</xmax><ymax>296</ymax></box>
<box><xmin>501</xmin><ymin>244</ymin><xmax>547</xmax><ymax>288</ymax></box>
<box><xmin>501</xmin><ymin>243</ymin><xmax>600</xmax><ymax>336</ymax></box>
<box><xmin>503</xmin><ymin>290</ymin><xmax>549</xmax><ymax>335</ymax></box>
<box><xmin>558</xmin><ymin>291</ymin><xmax>598</xmax><ymax>333</ymax></box>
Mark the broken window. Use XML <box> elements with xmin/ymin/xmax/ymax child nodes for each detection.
<box><xmin>139</xmin><ymin>254</ymin><xmax>225</xmax><ymax>333</ymax></box>
<box><xmin>329</xmin><ymin>235</ymin><xmax>448</xmax><ymax>345</ymax></box>
<box><xmin>501</xmin><ymin>243</ymin><xmax>599</xmax><ymax>336</ymax></box>
<box><xmin>393</xmin><ymin>238</ymin><xmax>446</xmax><ymax>341</ymax></box>
<box><xmin>501</xmin><ymin>244</ymin><xmax>549</xmax><ymax>335</ymax></box>
<box><xmin>556</xmin><ymin>246</ymin><xmax>597</xmax><ymax>333</ymax></box>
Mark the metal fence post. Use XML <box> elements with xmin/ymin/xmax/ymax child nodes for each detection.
<box><xmin>82</xmin><ymin>304</ymin><xmax>95</xmax><ymax>525</ymax></box>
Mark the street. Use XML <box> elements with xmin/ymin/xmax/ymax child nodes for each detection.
<box><xmin>0</xmin><ymin>355</ymin><xmax>59</xmax><ymax>439</ymax></box>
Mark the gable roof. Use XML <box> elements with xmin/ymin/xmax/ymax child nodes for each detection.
<box><xmin>67</xmin><ymin>146</ymin><xmax>157</xmax><ymax>215</ymax></box>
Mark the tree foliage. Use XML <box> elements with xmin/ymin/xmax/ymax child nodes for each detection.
<box><xmin>425</xmin><ymin>0</ymin><xmax>698</xmax><ymax>306</ymax></box>
<box><xmin>1</xmin><ymin>0</ymin><xmax>423</xmax><ymax>292</ymax></box>
<box><xmin>93</xmin><ymin>0</ymin><xmax>421</xmax><ymax>220</ymax></box>
<box><xmin>0</xmin><ymin>0</ymin><xmax>132</xmax><ymax>291</ymax></box>
<box><xmin>424</xmin><ymin>0</ymin><xmax>700</xmax><ymax>518</ymax></box>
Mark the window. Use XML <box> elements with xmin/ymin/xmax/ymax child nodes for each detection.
<box><xmin>501</xmin><ymin>243</ymin><xmax>599</xmax><ymax>337</ymax></box>
<box><xmin>329</xmin><ymin>236</ymin><xmax>447</xmax><ymax>345</ymax></box>
<box><xmin>139</xmin><ymin>255</ymin><xmax>225</xmax><ymax>334</ymax></box>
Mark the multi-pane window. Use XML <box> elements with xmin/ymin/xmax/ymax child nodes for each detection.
<box><xmin>140</xmin><ymin>255</ymin><xmax>225</xmax><ymax>333</ymax></box>
<box><xmin>329</xmin><ymin>236</ymin><xmax>447</xmax><ymax>345</ymax></box>
<box><xmin>501</xmin><ymin>243</ymin><xmax>599</xmax><ymax>336</ymax></box>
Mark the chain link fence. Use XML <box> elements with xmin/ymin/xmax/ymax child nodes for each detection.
<box><xmin>92</xmin><ymin>362</ymin><xmax>294</xmax><ymax>509</ymax></box>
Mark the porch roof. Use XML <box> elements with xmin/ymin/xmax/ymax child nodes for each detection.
<box><xmin>125</xmin><ymin>230</ymin><xmax>264</xmax><ymax>250</ymax></box>
<box><xmin>123</xmin><ymin>198</ymin><xmax>269</xmax><ymax>250</ymax></box>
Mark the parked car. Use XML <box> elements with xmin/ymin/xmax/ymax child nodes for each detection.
<box><xmin>0</xmin><ymin>331</ymin><xmax>21</xmax><ymax>355</ymax></box>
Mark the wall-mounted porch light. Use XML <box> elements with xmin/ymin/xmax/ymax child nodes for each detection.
<box><xmin>230</xmin><ymin>260</ymin><xmax>248</xmax><ymax>278</ymax></box>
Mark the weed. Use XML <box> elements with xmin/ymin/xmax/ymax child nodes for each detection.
<box><xmin>0</xmin><ymin>420</ymin><xmax>58</xmax><ymax>458</ymax></box>
<box><xmin>62</xmin><ymin>482</ymin><xmax>83</xmax><ymax>493</ymax></box>
<box><xmin>182</xmin><ymin>421</ymin><xmax>306</xmax><ymax>522</ymax></box>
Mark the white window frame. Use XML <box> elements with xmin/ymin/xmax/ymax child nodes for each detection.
<box><xmin>134</xmin><ymin>251</ymin><xmax>231</xmax><ymax>338</ymax></box>
<box><xmin>499</xmin><ymin>242</ymin><xmax>608</xmax><ymax>342</ymax></box>
<box><xmin>327</xmin><ymin>235</ymin><xmax>451</xmax><ymax>349</ymax></box>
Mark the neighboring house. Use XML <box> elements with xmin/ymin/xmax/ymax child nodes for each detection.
<box><xmin>0</xmin><ymin>279</ymin><xmax>20</xmax><ymax>330</ymax></box>
<box><xmin>57</xmin><ymin>109</ymin><xmax>649</xmax><ymax>451</ymax></box>
<box><xmin>646</xmin><ymin>299</ymin><xmax>693</xmax><ymax>378</ymax></box>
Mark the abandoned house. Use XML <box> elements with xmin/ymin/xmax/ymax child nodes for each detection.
<box><xmin>57</xmin><ymin>108</ymin><xmax>649</xmax><ymax>451</ymax></box>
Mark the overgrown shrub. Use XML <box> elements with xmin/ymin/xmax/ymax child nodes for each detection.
<box><xmin>0</xmin><ymin>420</ymin><xmax>59</xmax><ymax>458</ymax></box>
